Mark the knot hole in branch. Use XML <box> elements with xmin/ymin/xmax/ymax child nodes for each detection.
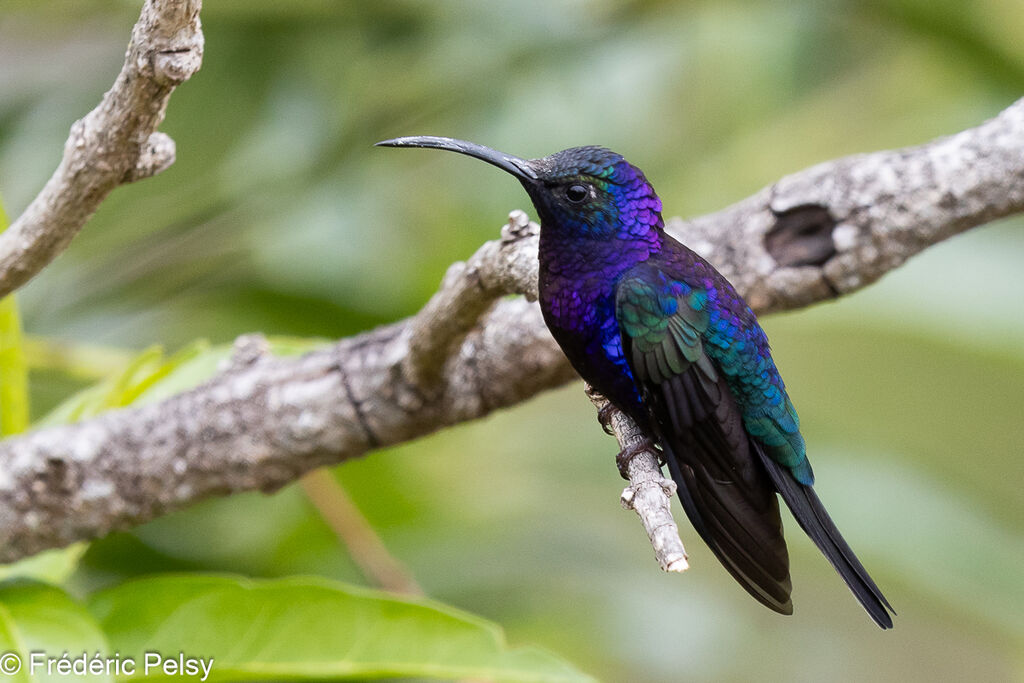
<box><xmin>766</xmin><ymin>203</ymin><xmax>837</xmax><ymax>268</ymax></box>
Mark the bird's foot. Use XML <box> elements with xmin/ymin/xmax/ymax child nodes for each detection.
<box><xmin>596</xmin><ymin>403</ymin><xmax>617</xmax><ymax>435</ymax></box>
<box><xmin>616</xmin><ymin>437</ymin><xmax>657</xmax><ymax>479</ymax></box>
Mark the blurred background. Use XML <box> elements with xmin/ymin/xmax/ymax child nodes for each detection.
<box><xmin>2</xmin><ymin>0</ymin><xmax>1022</xmax><ymax>681</ymax></box>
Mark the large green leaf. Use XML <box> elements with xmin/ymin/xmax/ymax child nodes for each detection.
<box><xmin>0</xmin><ymin>581</ymin><xmax>112</xmax><ymax>683</ymax></box>
<box><xmin>89</xmin><ymin>574</ymin><xmax>593</xmax><ymax>682</ymax></box>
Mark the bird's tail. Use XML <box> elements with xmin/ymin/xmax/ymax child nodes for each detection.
<box><xmin>755</xmin><ymin>445</ymin><xmax>895</xmax><ymax>629</ymax></box>
<box><xmin>660</xmin><ymin>438</ymin><xmax>795</xmax><ymax>616</ymax></box>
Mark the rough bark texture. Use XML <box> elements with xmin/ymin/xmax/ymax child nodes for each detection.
<box><xmin>680</xmin><ymin>98</ymin><xmax>1024</xmax><ymax>312</ymax></box>
<box><xmin>1</xmin><ymin>91</ymin><xmax>1022</xmax><ymax>563</ymax></box>
<box><xmin>0</xmin><ymin>0</ymin><xmax>203</xmax><ymax>298</ymax></box>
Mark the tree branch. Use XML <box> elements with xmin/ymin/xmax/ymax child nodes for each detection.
<box><xmin>402</xmin><ymin>210</ymin><xmax>541</xmax><ymax>385</ymax></box>
<box><xmin>0</xmin><ymin>0</ymin><xmax>203</xmax><ymax>298</ymax></box>
<box><xmin>0</xmin><ymin>98</ymin><xmax>1021</xmax><ymax>565</ymax></box>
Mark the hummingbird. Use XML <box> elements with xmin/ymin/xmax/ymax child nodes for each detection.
<box><xmin>377</xmin><ymin>136</ymin><xmax>894</xmax><ymax>628</ymax></box>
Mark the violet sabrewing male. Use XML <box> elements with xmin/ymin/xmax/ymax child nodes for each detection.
<box><xmin>377</xmin><ymin>136</ymin><xmax>895</xmax><ymax>628</ymax></box>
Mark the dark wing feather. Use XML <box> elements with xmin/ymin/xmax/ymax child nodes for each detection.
<box><xmin>657</xmin><ymin>370</ymin><xmax>793</xmax><ymax>613</ymax></box>
<box><xmin>616</xmin><ymin>275</ymin><xmax>793</xmax><ymax>614</ymax></box>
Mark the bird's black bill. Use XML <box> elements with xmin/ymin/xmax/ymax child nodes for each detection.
<box><xmin>375</xmin><ymin>136</ymin><xmax>537</xmax><ymax>181</ymax></box>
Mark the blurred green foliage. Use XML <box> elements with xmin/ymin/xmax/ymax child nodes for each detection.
<box><xmin>0</xmin><ymin>198</ymin><xmax>29</xmax><ymax>436</ymax></box>
<box><xmin>1</xmin><ymin>1</ymin><xmax>1022</xmax><ymax>681</ymax></box>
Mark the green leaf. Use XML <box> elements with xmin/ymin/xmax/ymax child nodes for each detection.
<box><xmin>0</xmin><ymin>291</ymin><xmax>28</xmax><ymax>437</ymax></box>
<box><xmin>0</xmin><ymin>197</ymin><xmax>29</xmax><ymax>436</ymax></box>
<box><xmin>89</xmin><ymin>574</ymin><xmax>593</xmax><ymax>682</ymax></box>
<box><xmin>0</xmin><ymin>545</ymin><xmax>87</xmax><ymax>585</ymax></box>
<box><xmin>0</xmin><ymin>581</ymin><xmax>112</xmax><ymax>683</ymax></box>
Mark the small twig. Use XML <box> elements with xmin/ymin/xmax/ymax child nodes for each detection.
<box><xmin>300</xmin><ymin>469</ymin><xmax>422</xmax><ymax>595</ymax></box>
<box><xmin>586</xmin><ymin>387</ymin><xmax>688</xmax><ymax>573</ymax></box>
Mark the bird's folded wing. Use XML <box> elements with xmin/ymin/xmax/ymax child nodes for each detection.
<box><xmin>616</xmin><ymin>271</ymin><xmax>793</xmax><ymax>613</ymax></box>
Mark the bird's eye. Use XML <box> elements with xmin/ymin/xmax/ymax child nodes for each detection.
<box><xmin>565</xmin><ymin>184</ymin><xmax>589</xmax><ymax>203</ymax></box>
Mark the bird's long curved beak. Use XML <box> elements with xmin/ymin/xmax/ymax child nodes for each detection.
<box><xmin>375</xmin><ymin>136</ymin><xmax>538</xmax><ymax>181</ymax></box>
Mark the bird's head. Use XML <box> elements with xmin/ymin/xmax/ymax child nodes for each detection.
<box><xmin>376</xmin><ymin>137</ymin><xmax>664</xmax><ymax>242</ymax></box>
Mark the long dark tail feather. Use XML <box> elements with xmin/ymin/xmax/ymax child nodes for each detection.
<box><xmin>660</xmin><ymin>439</ymin><xmax>794</xmax><ymax>615</ymax></box>
<box><xmin>755</xmin><ymin>445</ymin><xmax>896</xmax><ymax>629</ymax></box>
